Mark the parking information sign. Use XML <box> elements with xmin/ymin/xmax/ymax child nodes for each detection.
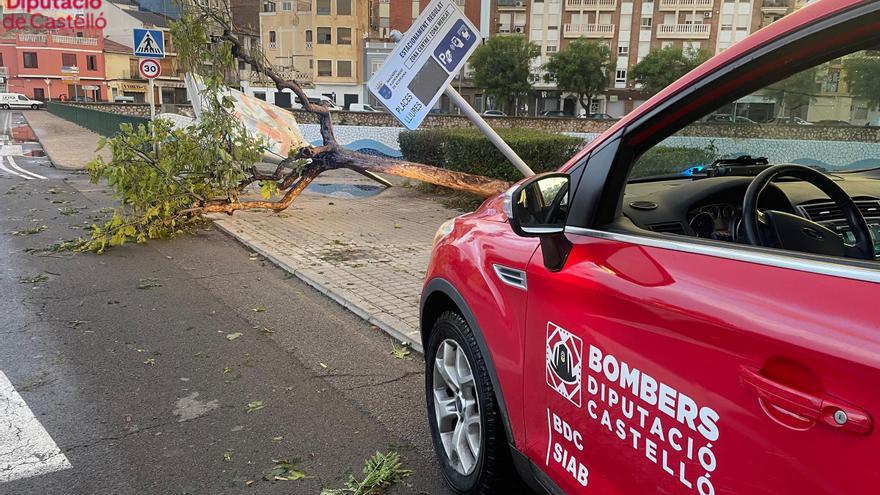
<box><xmin>133</xmin><ymin>29</ymin><xmax>165</xmax><ymax>59</ymax></box>
<box><xmin>368</xmin><ymin>0</ymin><xmax>480</xmax><ymax>130</ymax></box>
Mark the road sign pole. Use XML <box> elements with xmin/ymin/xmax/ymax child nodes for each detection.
<box><xmin>443</xmin><ymin>87</ymin><xmax>533</xmax><ymax>177</ymax></box>
<box><xmin>388</xmin><ymin>29</ymin><xmax>533</xmax><ymax>178</ymax></box>
<box><xmin>148</xmin><ymin>78</ymin><xmax>155</xmax><ymax>121</ymax></box>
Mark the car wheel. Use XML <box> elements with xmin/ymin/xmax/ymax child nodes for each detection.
<box><xmin>1</xmin><ymin>104</ymin><xmax>9</xmax><ymax>110</ymax></box>
<box><xmin>31</xmin><ymin>104</ymin><xmax>38</xmax><ymax>110</ymax></box>
<box><xmin>426</xmin><ymin>311</ymin><xmax>513</xmax><ymax>494</ymax></box>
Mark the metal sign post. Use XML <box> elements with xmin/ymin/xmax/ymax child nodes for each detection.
<box><xmin>369</xmin><ymin>0</ymin><xmax>534</xmax><ymax>177</ymax></box>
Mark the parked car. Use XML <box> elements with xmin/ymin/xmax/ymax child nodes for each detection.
<box><xmin>294</xmin><ymin>96</ymin><xmax>342</xmax><ymax>111</ymax></box>
<box><xmin>706</xmin><ymin>113</ymin><xmax>758</xmax><ymax>124</ymax></box>
<box><xmin>420</xmin><ymin>1</ymin><xmax>880</xmax><ymax>494</ymax></box>
<box><xmin>773</xmin><ymin>116</ymin><xmax>814</xmax><ymax>125</ymax></box>
<box><xmin>348</xmin><ymin>103</ymin><xmax>382</xmax><ymax>112</ymax></box>
<box><xmin>0</xmin><ymin>93</ymin><xmax>44</xmax><ymax>110</ymax></box>
<box><xmin>540</xmin><ymin>110</ymin><xmax>567</xmax><ymax>118</ymax></box>
<box><xmin>429</xmin><ymin>107</ymin><xmax>450</xmax><ymax>115</ymax></box>
<box><xmin>814</xmin><ymin>119</ymin><xmax>853</xmax><ymax>126</ymax></box>
<box><xmin>482</xmin><ymin>109</ymin><xmax>506</xmax><ymax>117</ymax></box>
<box><xmin>580</xmin><ymin>112</ymin><xmax>615</xmax><ymax>120</ymax></box>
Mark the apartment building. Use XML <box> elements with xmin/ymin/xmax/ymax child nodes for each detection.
<box><xmin>255</xmin><ymin>0</ymin><xmax>369</xmax><ymax>108</ymax></box>
<box><xmin>491</xmin><ymin>0</ymin><xmax>778</xmax><ymax>116</ymax></box>
<box><xmin>0</xmin><ymin>21</ymin><xmax>106</xmax><ymax>101</ymax></box>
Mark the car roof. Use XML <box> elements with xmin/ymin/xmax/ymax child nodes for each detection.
<box><xmin>561</xmin><ymin>0</ymin><xmax>862</xmax><ymax>171</ymax></box>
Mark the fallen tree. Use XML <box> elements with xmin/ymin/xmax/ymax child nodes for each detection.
<box><xmin>80</xmin><ymin>0</ymin><xmax>511</xmax><ymax>251</ymax></box>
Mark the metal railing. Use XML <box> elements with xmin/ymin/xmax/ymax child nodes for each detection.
<box><xmin>47</xmin><ymin>102</ymin><xmax>150</xmax><ymax>137</ymax></box>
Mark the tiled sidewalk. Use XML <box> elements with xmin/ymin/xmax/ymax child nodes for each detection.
<box><xmin>24</xmin><ymin>111</ymin><xmax>110</xmax><ymax>170</ymax></box>
<box><xmin>211</xmin><ymin>170</ymin><xmax>461</xmax><ymax>352</ymax></box>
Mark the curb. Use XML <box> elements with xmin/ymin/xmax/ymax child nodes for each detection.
<box><xmin>22</xmin><ymin>112</ymin><xmax>87</xmax><ymax>171</ymax></box>
<box><xmin>212</xmin><ymin>221</ymin><xmax>425</xmax><ymax>355</ymax></box>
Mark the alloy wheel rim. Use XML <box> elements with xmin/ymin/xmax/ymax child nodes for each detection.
<box><xmin>433</xmin><ymin>338</ymin><xmax>482</xmax><ymax>476</ymax></box>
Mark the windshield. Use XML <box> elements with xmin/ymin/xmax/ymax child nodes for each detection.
<box><xmin>630</xmin><ymin>48</ymin><xmax>880</xmax><ymax>181</ymax></box>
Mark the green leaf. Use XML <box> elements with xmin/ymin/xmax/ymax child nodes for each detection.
<box><xmin>226</xmin><ymin>332</ymin><xmax>242</xmax><ymax>341</ymax></box>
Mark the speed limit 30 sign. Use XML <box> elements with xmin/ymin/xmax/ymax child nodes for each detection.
<box><xmin>139</xmin><ymin>58</ymin><xmax>161</xmax><ymax>79</ymax></box>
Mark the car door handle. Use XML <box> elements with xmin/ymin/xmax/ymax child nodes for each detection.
<box><xmin>740</xmin><ymin>367</ymin><xmax>872</xmax><ymax>435</ymax></box>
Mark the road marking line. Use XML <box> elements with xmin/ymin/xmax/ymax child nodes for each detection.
<box><xmin>6</xmin><ymin>156</ymin><xmax>46</xmax><ymax>180</ymax></box>
<box><xmin>0</xmin><ymin>159</ymin><xmax>32</xmax><ymax>180</ymax></box>
<box><xmin>0</xmin><ymin>371</ymin><xmax>71</xmax><ymax>482</ymax></box>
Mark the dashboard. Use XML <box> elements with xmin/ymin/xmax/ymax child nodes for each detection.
<box><xmin>621</xmin><ymin>171</ymin><xmax>880</xmax><ymax>256</ymax></box>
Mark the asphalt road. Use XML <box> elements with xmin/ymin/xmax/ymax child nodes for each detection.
<box><xmin>0</xmin><ymin>111</ymin><xmax>449</xmax><ymax>494</ymax></box>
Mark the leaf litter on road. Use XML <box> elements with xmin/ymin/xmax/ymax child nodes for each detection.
<box><xmin>12</xmin><ymin>225</ymin><xmax>47</xmax><ymax>236</ymax></box>
<box><xmin>226</xmin><ymin>332</ymin><xmax>242</xmax><ymax>341</ymax></box>
<box><xmin>263</xmin><ymin>458</ymin><xmax>307</xmax><ymax>481</ymax></box>
<box><xmin>245</xmin><ymin>400</ymin><xmax>265</xmax><ymax>413</ymax></box>
<box><xmin>390</xmin><ymin>344</ymin><xmax>411</xmax><ymax>359</ymax></box>
<box><xmin>320</xmin><ymin>450</ymin><xmax>411</xmax><ymax>495</ymax></box>
<box><xmin>18</xmin><ymin>274</ymin><xmax>48</xmax><ymax>285</ymax></box>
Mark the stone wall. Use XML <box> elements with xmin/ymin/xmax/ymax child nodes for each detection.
<box><xmin>60</xmin><ymin>102</ymin><xmax>194</xmax><ymax>118</ymax></box>
<box><xmin>62</xmin><ymin>101</ymin><xmax>880</xmax><ymax>144</ymax></box>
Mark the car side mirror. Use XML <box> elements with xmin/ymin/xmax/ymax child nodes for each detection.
<box><xmin>504</xmin><ymin>173</ymin><xmax>572</xmax><ymax>271</ymax></box>
<box><xmin>505</xmin><ymin>173</ymin><xmax>570</xmax><ymax>237</ymax></box>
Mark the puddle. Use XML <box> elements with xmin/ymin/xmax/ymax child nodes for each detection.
<box><xmin>306</xmin><ymin>183</ymin><xmax>384</xmax><ymax>198</ymax></box>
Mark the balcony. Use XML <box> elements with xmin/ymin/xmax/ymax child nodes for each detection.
<box><xmin>497</xmin><ymin>0</ymin><xmax>526</xmax><ymax>9</ymax></box>
<box><xmin>565</xmin><ymin>0</ymin><xmax>617</xmax><ymax>10</ymax></box>
<box><xmin>658</xmin><ymin>0</ymin><xmax>714</xmax><ymax>11</ymax></box>
<box><xmin>761</xmin><ymin>0</ymin><xmax>789</xmax><ymax>13</ymax></box>
<box><xmin>52</xmin><ymin>35</ymin><xmax>98</xmax><ymax>46</ymax></box>
<box><xmin>656</xmin><ymin>23</ymin><xmax>711</xmax><ymax>38</ymax></box>
<box><xmin>563</xmin><ymin>23</ymin><xmax>615</xmax><ymax>38</ymax></box>
<box><xmin>18</xmin><ymin>33</ymin><xmax>47</xmax><ymax>43</ymax></box>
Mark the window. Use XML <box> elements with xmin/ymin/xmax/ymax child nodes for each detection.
<box><xmin>337</xmin><ymin>60</ymin><xmax>352</xmax><ymax>78</ymax></box>
<box><xmin>0</xmin><ymin>53</ymin><xmax>3</xmax><ymax>66</ymax></box>
<box><xmin>617</xmin><ymin>45</ymin><xmax>629</xmax><ymax>56</ymax></box>
<box><xmin>615</xmin><ymin>69</ymin><xmax>627</xmax><ymax>83</ymax></box>
<box><xmin>87</xmin><ymin>55</ymin><xmax>97</xmax><ymax>71</ymax></box>
<box><xmin>317</xmin><ymin>59</ymin><xmax>332</xmax><ymax>77</ymax></box>
<box><xmin>61</xmin><ymin>53</ymin><xmax>76</xmax><ymax>68</ymax></box>
<box><xmin>546</xmin><ymin>44</ymin><xmax>557</xmax><ymax>53</ymax></box>
<box><xmin>282</xmin><ymin>1</ymin><xmax>292</xmax><ymax>10</ymax></box>
<box><xmin>262</xmin><ymin>0</ymin><xmax>275</xmax><ymax>12</ymax></box>
<box><xmin>305</xmin><ymin>30</ymin><xmax>313</xmax><ymax>42</ymax></box>
<box><xmin>337</xmin><ymin>27</ymin><xmax>351</xmax><ymax>45</ymax></box>
<box><xmin>317</xmin><ymin>0</ymin><xmax>330</xmax><ymax>15</ymax></box>
<box><xmin>412</xmin><ymin>0</ymin><xmax>419</xmax><ymax>19</ymax></box>
<box><xmin>337</xmin><ymin>0</ymin><xmax>351</xmax><ymax>15</ymax></box>
<box><xmin>640</xmin><ymin>17</ymin><xmax>652</xmax><ymax>30</ymax></box>
<box><xmin>23</xmin><ymin>52</ymin><xmax>37</xmax><ymax>68</ymax></box>
<box><xmin>269</xmin><ymin>31</ymin><xmax>276</xmax><ymax>43</ymax></box>
<box><xmin>317</xmin><ymin>27</ymin><xmax>332</xmax><ymax>44</ymax></box>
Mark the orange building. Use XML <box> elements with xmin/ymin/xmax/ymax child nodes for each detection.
<box><xmin>0</xmin><ymin>19</ymin><xmax>105</xmax><ymax>101</ymax></box>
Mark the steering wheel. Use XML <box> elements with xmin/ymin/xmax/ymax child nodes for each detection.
<box><xmin>742</xmin><ymin>164</ymin><xmax>874</xmax><ymax>260</ymax></box>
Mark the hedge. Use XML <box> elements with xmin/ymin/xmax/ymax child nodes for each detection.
<box><xmin>399</xmin><ymin>128</ymin><xmax>584</xmax><ymax>182</ymax></box>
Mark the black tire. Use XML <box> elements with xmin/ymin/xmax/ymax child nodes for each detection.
<box><xmin>31</xmin><ymin>104</ymin><xmax>38</xmax><ymax>110</ymax></box>
<box><xmin>425</xmin><ymin>310</ymin><xmax>514</xmax><ymax>494</ymax></box>
<box><xmin>1</xmin><ymin>104</ymin><xmax>9</xmax><ymax>110</ymax></box>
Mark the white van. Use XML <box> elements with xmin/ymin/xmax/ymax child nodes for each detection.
<box><xmin>348</xmin><ymin>103</ymin><xmax>382</xmax><ymax>112</ymax></box>
<box><xmin>0</xmin><ymin>93</ymin><xmax>44</xmax><ymax>110</ymax></box>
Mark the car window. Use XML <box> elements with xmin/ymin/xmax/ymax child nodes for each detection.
<box><xmin>630</xmin><ymin>48</ymin><xmax>880</xmax><ymax>181</ymax></box>
<box><xmin>18</xmin><ymin>95</ymin><xmax>28</xmax><ymax>101</ymax></box>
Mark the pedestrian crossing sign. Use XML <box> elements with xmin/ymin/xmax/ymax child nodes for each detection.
<box><xmin>133</xmin><ymin>29</ymin><xmax>165</xmax><ymax>59</ymax></box>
